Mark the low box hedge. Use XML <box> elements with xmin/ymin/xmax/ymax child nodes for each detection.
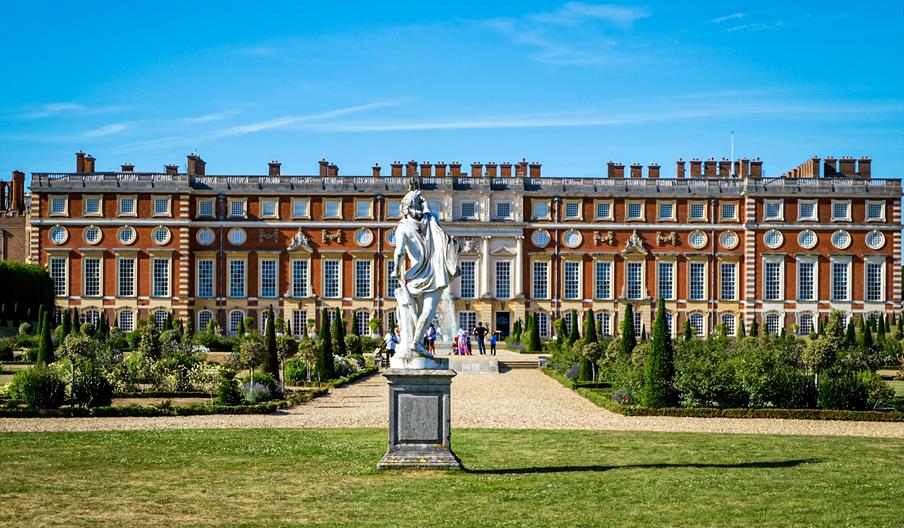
<box><xmin>111</xmin><ymin>390</ymin><xmax>210</xmax><ymax>399</ymax></box>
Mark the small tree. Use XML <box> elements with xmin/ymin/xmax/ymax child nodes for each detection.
<box><xmin>61</xmin><ymin>307</ymin><xmax>71</xmax><ymax>341</ymax></box>
<box><xmin>567</xmin><ymin>309</ymin><xmax>581</xmax><ymax>346</ymax></box>
<box><xmin>682</xmin><ymin>320</ymin><xmax>693</xmax><ymax>341</ymax></box>
<box><xmin>640</xmin><ymin>325</ymin><xmax>647</xmax><ymax>341</ymax></box>
<box><xmin>512</xmin><ymin>319</ymin><xmax>523</xmax><ymax>341</ymax></box>
<box><xmin>297</xmin><ymin>337</ymin><xmax>319</xmax><ymax>383</ymax></box>
<box><xmin>620</xmin><ymin>304</ymin><xmax>637</xmax><ymax>357</ymax></box>
<box><xmin>738</xmin><ymin>320</ymin><xmax>747</xmax><ymax>337</ymax></box>
<box><xmin>643</xmin><ymin>298</ymin><xmax>676</xmax><ymax>408</ymax></box>
<box><xmin>276</xmin><ymin>334</ymin><xmax>298</xmax><ymax>388</ymax></box>
<box><xmin>877</xmin><ymin>315</ymin><xmax>886</xmax><ymax>343</ymax></box>
<box><xmin>36</xmin><ymin>311</ymin><xmax>54</xmax><ymax>365</ymax></box>
<box><xmin>163</xmin><ymin>313</ymin><xmax>173</xmax><ymax>331</ymax></box>
<box><xmin>71</xmin><ymin>308</ymin><xmax>80</xmax><ymax>334</ymax></box>
<box><xmin>750</xmin><ymin>320</ymin><xmax>759</xmax><ymax>337</ymax></box>
<box><xmin>804</xmin><ymin>310</ymin><xmax>846</xmax><ymax>388</ymax></box>
<box><xmin>859</xmin><ymin>316</ymin><xmax>873</xmax><ymax>352</ymax></box>
<box><xmin>317</xmin><ymin>308</ymin><xmax>336</xmax><ymax>380</ymax></box>
<box><xmin>263</xmin><ymin>307</ymin><xmax>280</xmax><ymax>381</ymax></box>
<box><xmin>527</xmin><ymin>313</ymin><xmax>542</xmax><ymax>352</ymax></box>
<box><xmin>349</xmin><ymin>315</ymin><xmax>360</xmax><ymax>336</ymax></box>
<box><xmin>844</xmin><ymin>317</ymin><xmax>857</xmax><ymax>347</ymax></box>
<box><xmin>238</xmin><ymin>335</ymin><xmax>267</xmax><ymax>386</ymax></box>
<box><xmin>583</xmin><ymin>309</ymin><xmax>598</xmax><ymax>344</ymax></box>
<box><xmin>236</xmin><ymin>318</ymin><xmax>246</xmax><ymax>338</ymax></box>
<box><xmin>332</xmin><ymin>310</ymin><xmax>348</xmax><ymax>356</ymax></box>
<box><xmin>36</xmin><ymin>304</ymin><xmax>44</xmax><ymax>336</ymax></box>
<box><xmin>554</xmin><ymin>318</ymin><xmax>566</xmax><ymax>345</ymax></box>
<box><xmin>369</xmin><ymin>317</ymin><xmax>382</xmax><ymax>337</ymax></box>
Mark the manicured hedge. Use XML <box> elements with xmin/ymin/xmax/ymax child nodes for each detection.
<box><xmin>0</xmin><ymin>261</ymin><xmax>54</xmax><ymax>324</ymax></box>
<box><xmin>112</xmin><ymin>391</ymin><xmax>210</xmax><ymax>398</ymax></box>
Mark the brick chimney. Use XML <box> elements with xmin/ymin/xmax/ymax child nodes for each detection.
<box><xmin>406</xmin><ymin>160</ymin><xmax>418</xmax><ymax>177</ymax></box>
<box><xmin>629</xmin><ymin>163</ymin><xmax>642</xmax><ymax>179</ymax></box>
<box><xmin>516</xmin><ymin>159</ymin><xmax>528</xmax><ymax>177</ymax></box>
<box><xmin>823</xmin><ymin>157</ymin><xmax>838</xmax><ymax>177</ymax></box>
<box><xmin>319</xmin><ymin>159</ymin><xmax>329</xmax><ymax>177</ymax></box>
<box><xmin>84</xmin><ymin>155</ymin><xmax>96</xmax><ymax>173</ymax></box>
<box><xmin>76</xmin><ymin>151</ymin><xmax>86</xmax><ymax>173</ymax></box>
<box><xmin>703</xmin><ymin>158</ymin><xmax>716</xmax><ymax>178</ymax></box>
<box><xmin>838</xmin><ymin>156</ymin><xmax>856</xmax><ymax>177</ymax></box>
<box><xmin>485</xmin><ymin>162</ymin><xmax>497</xmax><ymax>178</ymax></box>
<box><xmin>327</xmin><ymin>163</ymin><xmax>339</xmax><ymax>177</ymax></box>
<box><xmin>10</xmin><ymin>170</ymin><xmax>25</xmax><ymax>213</ymax></box>
<box><xmin>858</xmin><ymin>157</ymin><xmax>871</xmax><ymax>179</ymax></box>
<box><xmin>187</xmin><ymin>153</ymin><xmax>205</xmax><ymax>176</ymax></box>
<box><xmin>612</xmin><ymin>163</ymin><xmax>625</xmax><ymax>178</ymax></box>
<box><xmin>120</xmin><ymin>163</ymin><xmax>135</xmax><ymax>172</ymax></box>
<box><xmin>434</xmin><ymin>162</ymin><xmax>447</xmax><ymax>177</ymax></box>
<box><xmin>165</xmin><ymin>164</ymin><xmax>179</xmax><ymax>175</ymax></box>
<box><xmin>391</xmin><ymin>161</ymin><xmax>403</xmax><ymax>177</ymax></box>
<box><xmin>470</xmin><ymin>162</ymin><xmax>483</xmax><ymax>177</ymax></box>
<box><xmin>450</xmin><ymin>162</ymin><xmax>462</xmax><ymax>177</ymax></box>
<box><xmin>718</xmin><ymin>158</ymin><xmax>731</xmax><ymax>178</ymax></box>
<box><xmin>738</xmin><ymin>158</ymin><xmax>750</xmax><ymax>178</ymax></box>
<box><xmin>648</xmin><ymin>164</ymin><xmax>660</xmax><ymax>179</ymax></box>
<box><xmin>689</xmin><ymin>159</ymin><xmax>702</xmax><ymax>178</ymax></box>
<box><xmin>268</xmin><ymin>161</ymin><xmax>281</xmax><ymax>177</ymax></box>
<box><xmin>372</xmin><ymin>163</ymin><xmax>381</xmax><ymax>177</ymax></box>
<box><xmin>500</xmin><ymin>162</ymin><xmax>512</xmax><ymax>178</ymax></box>
<box><xmin>750</xmin><ymin>158</ymin><xmax>763</xmax><ymax>178</ymax></box>
<box><xmin>675</xmin><ymin>159</ymin><xmax>686</xmax><ymax>179</ymax></box>
<box><xmin>529</xmin><ymin>162</ymin><xmax>541</xmax><ymax>178</ymax></box>
<box><xmin>420</xmin><ymin>161</ymin><xmax>432</xmax><ymax>177</ymax></box>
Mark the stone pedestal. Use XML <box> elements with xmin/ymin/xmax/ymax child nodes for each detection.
<box><xmin>377</xmin><ymin>361</ymin><xmax>462</xmax><ymax>470</ymax></box>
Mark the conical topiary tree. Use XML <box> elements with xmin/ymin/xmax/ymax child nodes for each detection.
<box><xmin>36</xmin><ymin>304</ymin><xmax>44</xmax><ymax>337</ymax></box>
<box><xmin>683</xmin><ymin>320</ymin><xmax>693</xmax><ymax>341</ymax></box>
<box><xmin>583</xmin><ymin>309</ymin><xmax>598</xmax><ymax>344</ymax></box>
<box><xmin>643</xmin><ymin>298</ymin><xmax>676</xmax><ymax>408</ymax></box>
<box><xmin>317</xmin><ymin>308</ymin><xmax>336</xmax><ymax>380</ymax></box>
<box><xmin>264</xmin><ymin>307</ymin><xmax>280</xmax><ymax>380</ymax></box>
<box><xmin>333</xmin><ymin>309</ymin><xmax>347</xmax><ymax>356</ymax></box>
<box><xmin>237</xmin><ymin>317</ymin><xmax>246</xmax><ymax>337</ymax></box>
<box><xmin>527</xmin><ymin>313</ymin><xmax>542</xmax><ymax>352</ymax></box>
<box><xmin>860</xmin><ymin>316</ymin><xmax>873</xmax><ymax>352</ymax></box>
<box><xmin>567</xmin><ymin>309</ymin><xmax>580</xmax><ymax>346</ymax></box>
<box><xmin>620</xmin><ymin>304</ymin><xmax>636</xmax><ymax>357</ymax></box>
<box><xmin>36</xmin><ymin>311</ymin><xmax>54</xmax><ymax>365</ymax></box>
<box><xmin>71</xmin><ymin>308</ymin><xmax>80</xmax><ymax>334</ymax></box>
<box><xmin>844</xmin><ymin>317</ymin><xmax>856</xmax><ymax>347</ymax></box>
<box><xmin>61</xmin><ymin>307</ymin><xmax>71</xmax><ymax>341</ymax></box>
<box><xmin>750</xmin><ymin>320</ymin><xmax>759</xmax><ymax>337</ymax></box>
<box><xmin>877</xmin><ymin>315</ymin><xmax>886</xmax><ymax>343</ymax></box>
<box><xmin>738</xmin><ymin>319</ymin><xmax>747</xmax><ymax>338</ymax></box>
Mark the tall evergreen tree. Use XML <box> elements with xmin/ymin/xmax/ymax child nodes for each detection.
<box><xmin>36</xmin><ymin>304</ymin><xmax>44</xmax><ymax>336</ymax></box>
<box><xmin>683</xmin><ymin>320</ymin><xmax>693</xmax><ymax>341</ymax></box>
<box><xmin>36</xmin><ymin>312</ymin><xmax>54</xmax><ymax>365</ymax></box>
<box><xmin>349</xmin><ymin>315</ymin><xmax>360</xmax><ymax>336</ymax></box>
<box><xmin>317</xmin><ymin>308</ymin><xmax>336</xmax><ymax>380</ymax></box>
<box><xmin>567</xmin><ymin>309</ymin><xmax>581</xmax><ymax>346</ymax></box>
<box><xmin>877</xmin><ymin>314</ymin><xmax>886</xmax><ymax>343</ymax></box>
<box><xmin>640</xmin><ymin>325</ymin><xmax>647</xmax><ymax>341</ymax></box>
<box><xmin>71</xmin><ymin>308</ymin><xmax>80</xmax><ymax>334</ymax></box>
<box><xmin>554</xmin><ymin>318</ymin><xmax>566</xmax><ymax>345</ymax></box>
<box><xmin>860</xmin><ymin>317</ymin><xmax>873</xmax><ymax>351</ymax></box>
<box><xmin>237</xmin><ymin>318</ymin><xmax>246</xmax><ymax>337</ymax></box>
<box><xmin>583</xmin><ymin>309</ymin><xmax>598</xmax><ymax>344</ymax></box>
<box><xmin>61</xmin><ymin>308</ymin><xmax>71</xmax><ymax>341</ymax></box>
<box><xmin>738</xmin><ymin>319</ymin><xmax>747</xmax><ymax>337</ymax></box>
<box><xmin>844</xmin><ymin>317</ymin><xmax>857</xmax><ymax>347</ymax></box>
<box><xmin>264</xmin><ymin>307</ymin><xmax>280</xmax><ymax>380</ymax></box>
<box><xmin>620</xmin><ymin>304</ymin><xmax>637</xmax><ymax>357</ymax></box>
<box><xmin>333</xmin><ymin>309</ymin><xmax>348</xmax><ymax>356</ymax></box>
<box><xmin>643</xmin><ymin>298</ymin><xmax>676</xmax><ymax>408</ymax></box>
<box><xmin>527</xmin><ymin>313</ymin><xmax>542</xmax><ymax>352</ymax></box>
<box><xmin>885</xmin><ymin>313</ymin><xmax>891</xmax><ymax>331</ymax></box>
<box><xmin>184</xmin><ymin>316</ymin><xmax>193</xmax><ymax>339</ymax></box>
<box><xmin>750</xmin><ymin>320</ymin><xmax>759</xmax><ymax>337</ymax></box>
<box><xmin>163</xmin><ymin>313</ymin><xmax>174</xmax><ymax>331</ymax></box>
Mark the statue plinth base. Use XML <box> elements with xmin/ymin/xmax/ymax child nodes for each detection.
<box><xmin>377</xmin><ymin>362</ymin><xmax>461</xmax><ymax>470</ymax></box>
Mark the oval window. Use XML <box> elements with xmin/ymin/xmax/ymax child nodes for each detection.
<box><xmin>797</xmin><ymin>230</ymin><xmax>817</xmax><ymax>250</ymax></box>
<box><xmin>355</xmin><ymin>228</ymin><xmax>374</xmax><ymax>247</ymax></box>
<box><xmin>228</xmin><ymin>228</ymin><xmax>247</xmax><ymax>246</ymax></box>
<box><xmin>532</xmin><ymin>229</ymin><xmax>551</xmax><ymax>248</ymax></box>
<box><xmin>689</xmin><ymin>230</ymin><xmax>707</xmax><ymax>249</ymax></box>
<box><xmin>831</xmin><ymin>230</ymin><xmax>851</xmax><ymax>250</ymax></box>
<box><xmin>562</xmin><ymin>229</ymin><xmax>582</xmax><ymax>248</ymax></box>
<box><xmin>152</xmin><ymin>226</ymin><xmax>171</xmax><ymax>245</ymax></box>
<box><xmin>83</xmin><ymin>225</ymin><xmax>102</xmax><ymax>245</ymax></box>
<box><xmin>865</xmin><ymin>230</ymin><xmax>885</xmax><ymax>250</ymax></box>
<box><xmin>50</xmin><ymin>225</ymin><xmax>68</xmax><ymax>245</ymax></box>
<box><xmin>197</xmin><ymin>228</ymin><xmax>215</xmax><ymax>246</ymax></box>
<box><xmin>764</xmin><ymin>229</ymin><xmax>783</xmax><ymax>249</ymax></box>
<box><xmin>118</xmin><ymin>226</ymin><xmax>136</xmax><ymax>245</ymax></box>
<box><xmin>719</xmin><ymin>231</ymin><xmax>738</xmax><ymax>250</ymax></box>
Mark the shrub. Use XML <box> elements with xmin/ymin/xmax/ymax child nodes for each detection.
<box><xmin>188</xmin><ymin>362</ymin><xmax>224</xmax><ymax>400</ymax></box>
<box><xmin>642</xmin><ymin>299</ymin><xmax>676</xmax><ymax>408</ymax></box>
<box><xmin>818</xmin><ymin>368</ymin><xmax>868</xmax><ymax>410</ymax></box>
<box><xmin>26</xmin><ymin>347</ymin><xmax>39</xmax><ymax>362</ymax></box>
<box><xmin>71</xmin><ymin>367</ymin><xmax>114</xmax><ymax>407</ymax></box>
<box><xmin>344</xmin><ymin>334</ymin><xmax>362</xmax><ymax>357</ymax></box>
<box><xmin>16</xmin><ymin>335</ymin><xmax>37</xmax><ymax>348</ymax></box>
<box><xmin>860</xmin><ymin>370</ymin><xmax>895</xmax><ymax>409</ymax></box>
<box><xmin>241</xmin><ymin>372</ymin><xmax>280</xmax><ymax>396</ymax></box>
<box><xmin>8</xmin><ymin>366</ymin><xmax>66</xmax><ymax>409</ymax></box>
<box><xmin>284</xmin><ymin>357</ymin><xmax>308</xmax><ymax>385</ymax></box>
<box><xmin>193</xmin><ymin>333</ymin><xmax>235</xmax><ymax>351</ymax></box>
<box><xmin>243</xmin><ymin>381</ymin><xmax>272</xmax><ymax>404</ymax></box>
<box><xmin>216</xmin><ymin>368</ymin><xmax>244</xmax><ymax>406</ymax></box>
<box><xmin>673</xmin><ymin>338</ymin><xmax>746</xmax><ymax>408</ymax></box>
<box><xmin>18</xmin><ymin>322</ymin><xmax>31</xmax><ymax>336</ymax></box>
<box><xmin>0</xmin><ymin>338</ymin><xmax>13</xmax><ymax>361</ymax></box>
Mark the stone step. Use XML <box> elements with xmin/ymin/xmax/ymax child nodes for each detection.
<box><xmin>498</xmin><ymin>360</ymin><xmax>540</xmax><ymax>370</ymax></box>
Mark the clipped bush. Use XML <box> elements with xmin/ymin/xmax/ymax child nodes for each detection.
<box><xmin>18</xmin><ymin>322</ymin><xmax>32</xmax><ymax>336</ymax></box>
<box><xmin>241</xmin><ymin>372</ymin><xmax>280</xmax><ymax>396</ymax></box>
<box><xmin>818</xmin><ymin>369</ymin><xmax>868</xmax><ymax>410</ymax></box>
<box><xmin>216</xmin><ymin>368</ymin><xmax>244</xmax><ymax>406</ymax></box>
<box><xmin>8</xmin><ymin>366</ymin><xmax>66</xmax><ymax>409</ymax></box>
<box><xmin>243</xmin><ymin>381</ymin><xmax>272</xmax><ymax>404</ymax></box>
<box><xmin>284</xmin><ymin>357</ymin><xmax>308</xmax><ymax>385</ymax></box>
<box><xmin>71</xmin><ymin>368</ymin><xmax>114</xmax><ymax>407</ymax></box>
<box><xmin>0</xmin><ymin>338</ymin><xmax>13</xmax><ymax>361</ymax></box>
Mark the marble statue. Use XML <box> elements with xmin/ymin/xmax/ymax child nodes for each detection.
<box><xmin>389</xmin><ymin>189</ymin><xmax>459</xmax><ymax>368</ymax></box>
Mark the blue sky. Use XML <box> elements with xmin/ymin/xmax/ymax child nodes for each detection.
<box><xmin>1</xmin><ymin>1</ymin><xmax>902</xmax><ymax>182</ymax></box>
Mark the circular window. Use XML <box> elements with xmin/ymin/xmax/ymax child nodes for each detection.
<box><xmin>50</xmin><ymin>225</ymin><xmax>68</xmax><ymax>245</ymax></box>
<box><xmin>688</xmin><ymin>230</ymin><xmax>707</xmax><ymax>249</ymax></box>
<box><xmin>228</xmin><ymin>228</ymin><xmax>247</xmax><ymax>246</ymax></box>
<box><xmin>532</xmin><ymin>229</ymin><xmax>551</xmax><ymax>248</ymax></box>
<box><xmin>117</xmin><ymin>226</ymin><xmax>136</xmax><ymax>245</ymax></box>
<box><xmin>562</xmin><ymin>229</ymin><xmax>583</xmax><ymax>248</ymax></box>
<box><xmin>386</xmin><ymin>229</ymin><xmax>396</xmax><ymax>246</ymax></box>
<box><xmin>865</xmin><ymin>230</ymin><xmax>885</xmax><ymax>250</ymax></box>
<box><xmin>152</xmin><ymin>226</ymin><xmax>171</xmax><ymax>245</ymax></box>
<box><xmin>83</xmin><ymin>225</ymin><xmax>102</xmax><ymax>245</ymax></box>
<box><xmin>831</xmin><ymin>230</ymin><xmax>851</xmax><ymax>250</ymax></box>
<box><xmin>719</xmin><ymin>231</ymin><xmax>738</xmax><ymax>250</ymax></box>
<box><xmin>196</xmin><ymin>228</ymin><xmax>215</xmax><ymax>246</ymax></box>
<box><xmin>797</xmin><ymin>230</ymin><xmax>817</xmax><ymax>250</ymax></box>
<box><xmin>764</xmin><ymin>229</ymin><xmax>783</xmax><ymax>249</ymax></box>
<box><xmin>355</xmin><ymin>228</ymin><xmax>374</xmax><ymax>247</ymax></box>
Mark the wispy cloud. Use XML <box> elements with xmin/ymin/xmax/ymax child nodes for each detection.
<box><xmin>709</xmin><ymin>12</ymin><xmax>744</xmax><ymax>24</ymax></box>
<box><xmin>177</xmin><ymin>110</ymin><xmax>241</xmax><ymax>125</ymax></box>
<box><xmin>14</xmin><ymin>102</ymin><xmax>126</xmax><ymax>120</ymax></box>
<box><xmin>80</xmin><ymin>123</ymin><xmax>129</xmax><ymax>139</ymax></box>
<box><xmin>724</xmin><ymin>21</ymin><xmax>785</xmax><ymax>32</ymax></box>
<box><xmin>482</xmin><ymin>3</ymin><xmax>650</xmax><ymax>65</ymax></box>
<box><xmin>115</xmin><ymin>100</ymin><xmax>402</xmax><ymax>152</ymax></box>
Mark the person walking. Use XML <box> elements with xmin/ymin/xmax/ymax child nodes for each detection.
<box><xmin>456</xmin><ymin>327</ymin><xmax>470</xmax><ymax>355</ymax></box>
<box><xmin>489</xmin><ymin>331</ymin><xmax>497</xmax><ymax>356</ymax></box>
<box><xmin>383</xmin><ymin>327</ymin><xmax>399</xmax><ymax>357</ymax></box>
<box><xmin>426</xmin><ymin>323</ymin><xmax>437</xmax><ymax>355</ymax></box>
<box><xmin>474</xmin><ymin>322</ymin><xmax>488</xmax><ymax>355</ymax></box>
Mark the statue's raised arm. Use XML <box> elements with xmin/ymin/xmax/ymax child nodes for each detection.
<box><xmin>391</xmin><ymin>190</ymin><xmax>459</xmax><ymax>368</ymax></box>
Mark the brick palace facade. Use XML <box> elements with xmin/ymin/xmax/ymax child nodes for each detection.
<box><xmin>23</xmin><ymin>152</ymin><xmax>902</xmax><ymax>339</ymax></box>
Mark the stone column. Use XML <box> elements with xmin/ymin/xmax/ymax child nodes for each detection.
<box><xmin>514</xmin><ymin>236</ymin><xmax>524</xmax><ymax>297</ymax></box>
<box><xmin>480</xmin><ymin>236</ymin><xmax>491</xmax><ymax>298</ymax></box>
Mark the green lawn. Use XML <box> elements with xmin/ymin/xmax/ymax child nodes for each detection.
<box><xmin>1</xmin><ymin>428</ymin><xmax>902</xmax><ymax>527</ymax></box>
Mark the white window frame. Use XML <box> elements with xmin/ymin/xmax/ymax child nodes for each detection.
<box><xmin>720</xmin><ymin>201</ymin><xmax>739</xmax><ymax>222</ymax></box>
<box><xmin>386</xmin><ymin>199</ymin><xmax>402</xmax><ymax>219</ymax></box>
<box><xmin>532</xmin><ymin>260</ymin><xmax>549</xmax><ymax>300</ymax></box>
<box><xmin>291</xmin><ymin>259</ymin><xmax>310</xmax><ymax>298</ymax></box>
<box><xmin>762</xmin><ymin>257</ymin><xmax>784</xmax><ymax>302</ymax></box>
<box><xmin>259</xmin><ymin>258</ymin><xmax>279</xmax><ymax>298</ymax></box>
<box><xmin>196</xmin><ymin>198</ymin><xmax>215</xmax><ymax>218</ymax></box>
<box><xmin>322</xmin><ymin>198</ymin><xmax>342</xmax><ymax>220</ymax></box>
<box><xmin>322</xmin><ymin>259</ymin><xmax>341</xmax><ymax>298</ymax></box>
<box><xmin>562</xmin><ymin>260</ymin><xmax>581</xmax><ymax>300</ymax></box>
<box><xmin>386</xmin><ymin>260</ymin><xmax>400</xmax><ymax>299</ymax></box>
<box><xmin>830</xmin><ymin>257</ymin><xmax>851</xmax><ymax>302</ymax></box>
<box><xmin>864</xmin><ymin>258</ymin><xmax>885</xmax><ymax>303</ymax></box>
<box><xmin>625</xmin><ymin>261</ymin><xmax>644</xmax><ymax>300</ymax></box>
<box><xmin>459</xmin><ymin>200</ymin><xmax>477</xmax><ymax>220</ymax></box>
<box><xmin>458</xmin><ymin>260</ymin><xmax>476</xmax><ymax>299</ymax></box>
<box><xmin>152</xmin><ymin>195</ymin><xmax>171</xmax><ymax>218</ymax></box>
<box><xmin>797</xmin><ymin>199</ymin><xmax>818</xmax><ymax>222</ymax></box>
<box><xmin>495</xmin><ymin>260</ymin><xmax>512</xmax><ymax>300</ymax></box>
<box><xmin>197</xmin><ymin>310</ymin><xmax>214</xmax><ymax>333</ymax></box>
<box><xmin>151</xmin><ymin>257</ymin><xmax>170</xmax><ymax>298</ymax></box>
<box><xmin>228</xmin><ymin>198</ymin><xmax>247</xmax><ymax>219</ymax></box>
<box><xmin>83</xmin><ymin>195</ymin><xmax>102</xmax><ymax>217</ymax></box>
<box><xmin>49</xmin><ymin>195</ymin><xmax>68</xmax><ymax>217</ymax></box>
<box><xmin>116</xmin><ymin>255</ymin><xmax>136</xmax><ymax>298</ymax></box>
<box><xmin>657</xmin><ymin>200</ymin><xmax>676</xmax><ymax>222</ymax></box>
<box><xmin>531</xmin><ymin>199</ymin><xmax>551</xmax><ymax>221</ymax></box>
<box><xmin>625</xmin><ymin>200</ymin><xmax>645</xmax><ymax>221</ymax></box>
<box><xmin>82</xmin><ymin>256</ymin><xmax>103</xmax><ymax>298</ymax></box>
<box><xmin>594</xmin><ymin>260</ymin><xmax>613</xmax><ymax>300</ymax></box>
<box><xmin>494</xmin><ymin>201</ymin><xmax>513</xmax><ymax>220</ymax></box>
<box><xmin>563</xmin><ymin>200</ymin><xmax>582</xmax><ymax>220</ymax></box>
<box><xmin>797</xmin><ymin>313</ymin><xmax>815</xmax><ymax>336</ymax></box>
<box><xmin>796</xmin><ymin>257</ymin><xmax>817</xmax><ymax>302</ymax></box>
<box><xmin>117</xmin><ymin>309</ymin><xmax>135</xmax><ymax>333</ymax></box>
<box><xmin>688</xmin><ymin>261</ymin><xmax>706</xmax><ymax>301</ymax></box>
<box><xmin>259</xmin><ymin>198</ymin><xmax>279</xmax><ymax>219</ymax></box>
<box><xmin>49</xmin><ymin>256</ymin><xmax>69</xmax><ymax>297</ymax></box>
<box><xmin>866</xmin><ymin>200</ymin><xmax>886</xmax><ymax>222</ymax></box>
<box><xmin>196</xmin><ymin>258</ymin><xmax>215</xmax><ymax>299</ymax></box>
<box><xmin>594</xmin><ymin>199</ymin><xmax>614</xmax><ymax>221</ymax></box>
<box><xmin>764</xmin><ymin>199</ymin><xmax>784</xmax><ymax>221</ymax></box>
<box><xmin>689</xmin><ymin>312</ymin><xmax>706</xmax><ymax>337</ymax></box>
<box><xmin>292</xmin><ymin>198</ymin><xmax>311</xmax><ymax>219</ymax></box>
<box><xmin>719</xmin><ymin>261</ymin><xmax>736</xmax><ymax>301</ymax></box>
<box><xmin>228</xmin><ymin>258</ymin><xmax>246</xmax><ymax>298</ymax></box>
<box><xmin>720</xmin><ymin>313</ymin><xmax>737</xmax><ymax>336</ymax></box>
<box><xmin>118</xmin><ymin>194</ymin><xmax>137</xmax><ymax>217</ymax></box>
<box><xmin>764</xmin><ymin>313</ymin><xmax>782</xmax><ymax>335</ymax></box>
<box><xmin>657</xmin><ymin>260</ymin><xmax>675</xmax><ymax>300</ymax></box>
<box><xmin>831</xmin><ymin>200</ymin><xmax>852</xmax><ymax>222</ymax></box>
<box><xmin>354</xmin><ymin>259</ymin><xmax>373</xmax><ymax>298</ymax></box>
<box><xmin>354</xmin><ymin>199</ymin><xmax>373</xmax><ymax>220</ymax></box>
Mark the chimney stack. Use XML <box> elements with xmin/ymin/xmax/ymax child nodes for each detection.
<box><xmin>268</xmin><ymin>161</ymin><xmax>281</xmax><ymax>177</ymax></box>
<box><xmin>703</xmin><ymin>158</ymin><xmax>716</xmax><ymax>178</ymax></box>
<box><xmin>750</xmin><ymin>158</ymin><xmax>763</xmax><ymax>178</ymax></box>
<box><xmin>406</xmin><ymin>160</ymin><xmax>418</xmax><ymax>177</ymax></box>
<box><xmin>838</xmin><ymin>156</ymin><xmax>856</xmax><ymax>177</ymax></box>
<box><xmin>858</xmin><ymin>157</ymin><xmax>871</xmax><ymax>179</ymax></box>
<box><xmin>391</xmin><ymin>161</ymin><xmax>403</xmax><ymax>177</ymax></box>
<box><xmin>327</xmin><ymin>163</ymin><xmax>338</xmax><ymax>177</ymax></box>
<box><xmin>372</xmin><ymin>163</ymin><xmax>381</xmax><ymax>177</ymax></box>
<box><xmin>450</xmin><ymin>162</ymin><xmax>462</xmax><ymax>177</ymax></box>
<box><xmin>648</xmin><ymin>164</ymin><xmax>660</xmax><ymax>179</ymax></box>
<box><xmin>120</xmin><ymin>163</ymin><xmax>134</xmax><ymax>172</ymax></box>
<box><xmin>187</xmin><ymin>153</ymin><xmax>205</xmax><ymax>176</ymax></box>
<box><xmin>675</xmin><ymin>159</ymin><xmax>686</xmax><ymax>179</ymax></box>
<box><xmin>529</xmin><ymin>162</ymin><xmax>541</xmax><ymax>178</ymax></box>
<box><xmin>516</xmin><ymin>159</ymin><xmax>528</xmax><ymax>177</ymax></box>
<box><xmin>500</xmin><ymin>162</ymin><xmax>512</xmax><ymax>178</ymax></box>
<box><xmin>84</xmin><ymin>155</ymin><xmax>96</xmax><ymax>173</ymax></box>
<box><xmin>718</xmin><ymin>158</ymin><xmax>731</xmax><ymax>178</ymax></box>
<box><xmin>10</xmin><ymin>170</ymin><xmax>25</xmax><ymax>213</ymax></box>
<box><xmin>76</xmin><ymin>151</ymin><xmax>86</xmax><ymax>173</ymax></box>
<box><xmin>319</xmin><ymin>159</ymin><xmax>329</xmax><ymax>177</ymax></box>
<box><xmin>689</xmin><ymin>159</ymin><xmax>702</xmax><ymax>178</ymax></box>
<box><xmin>485</xmin><ymin>162</ymin><xmax>497</xmax><ymax>178</ymax></box>
<box><xmin>470</xmin><ymin>162</ymin><xmax>483</xmax><ymax>178</ymax></box>
<box><xmin>629</xmin><ymin>163</ymin><xmax>642</xmax><ymax>179</ymax></box>
<box><xmin>420</xmin><ymin>161</ymin><xmax>432</xmax><ymax>177</ymax></box>
<box><xmin>165</xmin><ymin>164</ymin><xmax>179</xmax><ymax>175</ymax></box>
<box><xmin>738</xmin><ymin>158</ymin><xmax>750</xmax><ymax>178</ymax></box>
<box><xmin>823</xmin><ymin>157</ymin><xmax>838</xmax><ymax>177</ymax></box>
<box><xmin>434</xmin><ymin>162</ymin><xmax>447</xmax><ymax>177</ymax></box>
<box><xmin>610</xmin><ymin>162</ymin><xmax>625</xmax><ymax>178</ymax></box>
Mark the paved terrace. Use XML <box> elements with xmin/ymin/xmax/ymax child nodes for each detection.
<box><xmin>2</xmin><ymin>367</ymin><xmax>901</xmax><ymax>438</ymax></box>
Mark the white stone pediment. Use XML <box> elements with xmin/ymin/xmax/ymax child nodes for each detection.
<box><xmin>490</xmin><ymin>246</ymin><xmax>518</xmax><ymax>256</ymax></box>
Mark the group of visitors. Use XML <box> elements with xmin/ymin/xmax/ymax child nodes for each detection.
<box><xmin>381</xmin><ymin>322</ymin><xmax>499</xmax><ymax>358</ymax></box>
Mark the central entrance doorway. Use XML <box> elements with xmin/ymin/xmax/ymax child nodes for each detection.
<box><xmin>495</xmin><ymin>311</ymin><xmax>511</xmax><ymax>338</ymax></box>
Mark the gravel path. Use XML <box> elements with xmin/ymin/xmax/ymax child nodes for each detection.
<box><xmin>1</xmin><ymin>369</ymin><xmax>902</xmax><ymax>438</ymax></box>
